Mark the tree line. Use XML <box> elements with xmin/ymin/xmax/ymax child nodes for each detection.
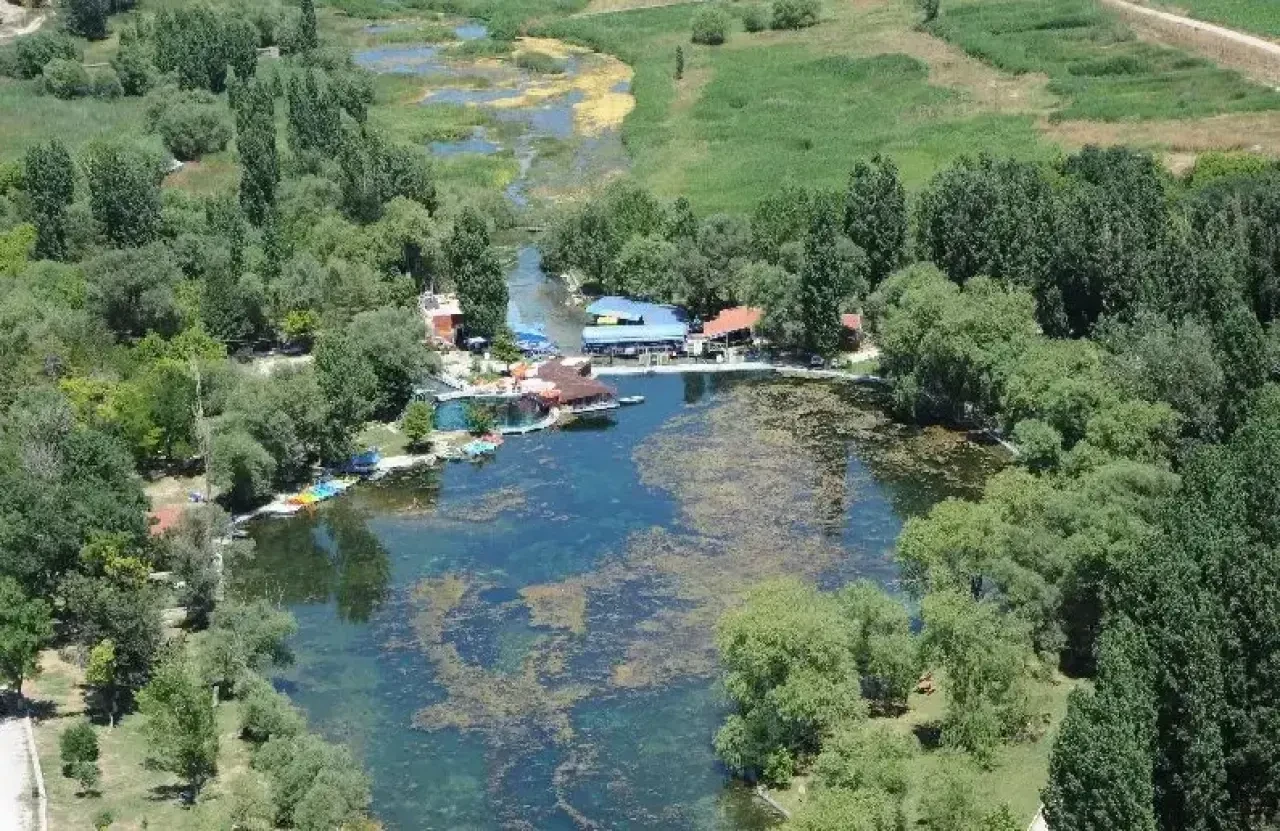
<box><xmin>675</xmin><ymin>146</ymin><xmax>1280</xmax><ymax>830</ymax></box>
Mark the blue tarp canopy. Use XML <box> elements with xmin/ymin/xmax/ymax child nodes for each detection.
<box><xmin>585</xmin><ymin>297</ymin><xmax>687</xmax><ymax>326</ymax></box>
<box><xmin>582</xmin><ymin>323</ymin><xmax>688</xmax><ymax>345</ymax></box>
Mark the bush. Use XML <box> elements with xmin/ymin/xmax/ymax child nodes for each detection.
<box><xmin>240</xmin><ymin>680</ymin><xmax>306</xmax><ymax>743</ymax></box>
<box><xmin>691</xmin><ymin>6</ymin><xmax>731</xmax><ymax>45</ymax></box>
<box><xmin>514</xmin><ymin>50</ymin><xmax>566</xmax><ymax>74</ymax></box>
<box><xmin>59</xmin><ymin>721</ymin><xmax>101</xmax><ymax>793</ymax></box>
<box><xmin>92</xmin><ymin>67</ymin><xmax>123</xmax><ymax>99</ymax></box>
<box><xmin>771</xmin><ymin>0</ymin><xmax>820</xmax><ymax>29</ymax></box>
<box><xmin>42</xmin><ymin>59</ymin><xmax>91</xmax><ymax>99</ymax></box>
<box><xmin>487</xmin><ymin>12</ymin><xmax>522</xmax><ymax>42</ymax></box>
<box><xmin>401</xmin><ymin>400</ymin><xmax>434</xmax><ymax>451</ymax></box>
<box><xmin>12</xmin><ymin>31</ymin><xmax>81</xmax><ymax>79</ymax></box>
<box><xmin>110</xmin><ymin>40</ymin><xmax>154</xmax><ymax>96</ymax></box>
<box><xmin>148</xmin><ymin>88</ymin><xmax>232</xmax><ymax>161</ymax></box>
<box><xmin>742</xmin><ymin>4</ymin><xmax>769</xmax><ymax>32</ymax></box>
<box><xmin>211</xmin><ymin>428</ymin><xmax>275</xmax><ymax>510</ymax></box>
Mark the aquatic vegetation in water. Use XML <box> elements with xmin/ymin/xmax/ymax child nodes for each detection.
<box><xmin>406</xmin><ymin>381</ymin><xmax>1004</xmax><ymax>728</ymax></box>
<box><xmin>449</xmin><ymin>484</ymin><xmax>528</xmax><ymax>522</ymax></box>
<box><xmin>521</xmin><ymin>582</ymin><xmax>588</xmax><ymax>633</ymax></box>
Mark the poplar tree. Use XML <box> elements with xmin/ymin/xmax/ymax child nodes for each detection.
<box><xmin>65</xmin><ymin>0</ymin><xmax>109</xmax><ymax>40</ymax></box>
<box><xmin>445</xmin><ymin>207</ymin><xmax>506</xmax><ymax>339</ymax></box>
<box><xmin>84</xmin><ymin>141</ymin><xmax>161</xmax><ymax>248</ymax></box>
<box><xmin>844</xmin><ymin>155</ymin><xmax>907</xmax><ymax>289</ymax></box>
<box><xmin>299</xmin><ymin>0</ymin><xmax>319</xmax><ymax>52</ymax></box>
<box><xmin>799</xmin><ymin>208</ymin><xmax>843</xmax><ymax>355</ymax></box>
<box><xmin>233</xmin><ymin>77</ymin><xmax>279</xmax><ymax>226</ymax></box>
<box><xmin>23</xmin><ymin>140</ymin><xmax>76</xmax><ymax>260</ymax></box>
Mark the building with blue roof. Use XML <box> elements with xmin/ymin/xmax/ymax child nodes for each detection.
<box><xmin>585</xmin><ymin>297</ymin><xmax>688</xmax><ymax>327</ymax></box>
<box><xmin>581</xmin><ymin>323</ymin><xmax>688</xmax><ymax>355</ymax></box>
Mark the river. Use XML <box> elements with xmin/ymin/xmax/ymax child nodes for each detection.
<box><xmin>234</xmin><ymin>372</ymin><xmax>1003</xmax><ymax>829</ymax></box>
<box><xmin>232</xmin><ymin>24</ymin><xmax>1005</xmax><ymax>830</ymax></box>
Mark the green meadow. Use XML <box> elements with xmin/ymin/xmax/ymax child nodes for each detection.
<box><xmin>1149</xmin><ymin>0</ymin><xmax>1280</xmax><ymax>37</ymax></box>
<box><xmin>545</xmin><ymin>2</ymin><xmax>1051</xmax><ymax>213</ymax></box>
<box><xmin>929</xmin><ymin>0</ymin><xmax>1280</xmax><ymax>121</ymax></box>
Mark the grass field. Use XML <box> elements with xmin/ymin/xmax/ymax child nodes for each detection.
<box><xmin>544</xmin><ymin>1</ymin><xmax>1052</xmax><ymax>212</ymax></box>
<box><xmin>769</xmin><ymin>671</ymin><xmax>1081</xmax><ymax>826</ymax></box>
<box><xmin>1148</xmin><ymin>0</ymin><xmax>1280</xmax><ymax>38</ymax></box>
<box><xmin>28</xmin><ymin>649</ymin><xmax>251</xmax><ymax>831</ymax></box>
<box><xmin>929</xmin><ymin>0</ymin><xmax>1280</xmax><ymax>121</ymax></box>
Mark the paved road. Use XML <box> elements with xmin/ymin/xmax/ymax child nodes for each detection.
<box><xmin>0</xmin><ymin>718</ymin><xmax>33</xmax><ymax>831</ymax></box>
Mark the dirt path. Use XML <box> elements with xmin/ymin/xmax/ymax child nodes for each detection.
<box><xmin>0</xmin><ymin>3</ymin><xmax>46</xmax><ymax>42</ymax></box>
<box><xmin>1100</xmin><ymin>0</ymin><xmax>1280</xmax><ymax>86</ymax></box>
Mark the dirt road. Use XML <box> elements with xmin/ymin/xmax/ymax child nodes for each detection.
<box><xmin>1101</xmin><ymin>0</ymin><xmax>1280</xmax><ymax>86</ymax></box>
<box><xmin>0</xmin><ymin>2</ymin><xmax>46</xmax><ymax>41</ymax></box>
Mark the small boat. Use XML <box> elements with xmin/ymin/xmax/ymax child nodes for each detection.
<box><xmin>618</xmin><ymin>395</ymin><xmax>646</xmax><ymax>406</ymax></box>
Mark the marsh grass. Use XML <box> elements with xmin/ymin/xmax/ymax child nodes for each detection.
<box><xmin>543</xmin><ymin>4</ymin><xmax>1050</xmax><ymax>210</ymax></box>
<box><xmin>929</xmin><ymin>0</ymin><xmax>1280</xmax><ymax>121</ymax></box>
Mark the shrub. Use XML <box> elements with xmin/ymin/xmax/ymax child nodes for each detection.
<box><xmin>92</xmin><ymin>67</ymin><xmax>123</xmax><ymax>99</ymax></box>
<box><xmin>771</xmin><ymin>0</ymin><xmax>820</xmax><ymax>29</ymax></box>
<box><xmin>148</xmin><ymin>88</ymin><xmax>232</xmax><ymax>161</ymax></box>
<box><xmin>59</xmin><ymin>721</ymin><xmax>101</xmax><ymax>793</ymax></box>
<box><xmin>110</xmin><ymin>40</ymin><xmax>154</xmax><ymax>96</ymax></box>
<box><xmin>12</xmin><ymin>31</ymin><xmax>80</xmax><ymax>79</ymax></box>
<box><xmin>487</xmin><ymin>12</ymin><xmax>522</xmax><ymax>42</ymax></box>
<box><xmin>742</xmin><ymin>4</ymin><xmax>769</xmax><ymax>32</ymax></box>
<box><xmin>401</xmin><ymin>400</ymin><xmax>434</xmax><ymax>451</ymax></box>
<box><xmin>691</xmin><ymin>6</ymin><xmax>731</xmax><ymax>45</ymax></box>
<box><xmin>42</xmin><ymin>59</ymin><xmax>91</xmax><ymax>99</ymax></box>
<box><xmin>514</xmin><ymin>50</ymin><xmax>566</xmax><ymax>74</ymax></box>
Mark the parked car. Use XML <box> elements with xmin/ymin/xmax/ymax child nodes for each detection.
<box><xmin>809</xmin><ymin>354</ymin><xmax>826</xmax><ymax>368</ymax></box>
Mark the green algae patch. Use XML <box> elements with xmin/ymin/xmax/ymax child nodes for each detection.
<box><xmin>521</xmin><ymin>582</ymin><xmax>588</xmax><ymax>633</ymax></box>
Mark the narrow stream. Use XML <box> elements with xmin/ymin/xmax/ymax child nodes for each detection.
<box><xmin>356</xmin><ymin>21</ymin><xmax>625</xmax><ymax>353</ymax></box>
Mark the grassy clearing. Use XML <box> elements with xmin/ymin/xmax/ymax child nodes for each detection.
<box><xmin>768</xmin><ymin>672</ymin><xmax>1080</xmax><ymax>825</ymax></box>
<box><xmin>28</xmin><ymin>649</ymin><xmax>251</xmax><ymax>831</ymax></box>
<box><xmin>1147</xmin><ymin>0</ymin><xmax>1280</xmax><ymax>38</ymax></box>
<box><xmin>358</xmin><ymin>421</ymin><xmax>411</xmax><ymax>455</ymax></box>
<box><xmin>0</xmin><ymin>81</ymin><xmax>155</xmax><ymax>163</ymax></box>
<box><xmin>543</xmin><ymin>1</ymin><xmax>1050</xmax><ymax>211</ymax></box>
<box><xmin>929</xmin><ymin>0</ymin><xmax>1280</xmax><ymax>121</ymax></box>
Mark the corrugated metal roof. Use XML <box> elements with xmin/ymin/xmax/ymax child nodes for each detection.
<box><xmin>585</xmin><ymin>297</ymin><xmax>687</xmax><ymax>326</ymax></box>
<box><xmin>581</xmin><ymin>323</ymin><xmax>688</xmax><ymax>345</ymax></box>
<box><xmin>701</xmin><ymin>306</ymin><xmax>762</xmax><ymax>338</ymax></box>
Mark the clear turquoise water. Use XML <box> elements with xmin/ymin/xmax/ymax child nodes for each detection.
<box><xmin>233</xmin><ymin>373</ymin><xmax>1003</xmax><ymax>830</ymax></box>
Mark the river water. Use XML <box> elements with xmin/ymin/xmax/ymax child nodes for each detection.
<box><xmin>235</xmin><ymin>373</ymin><xmax>1004</xmax><ymax>829</ymax></box>
<box><xmin>234</xmin><ymin>24</ymin><xmax>1006</xmax><ymax>830</ymax></box>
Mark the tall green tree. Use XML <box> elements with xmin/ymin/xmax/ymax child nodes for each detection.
<box><xmin>232</xmin><ymin>76</ymin><xmax>279</xmax><ymax>226</ymax></box>
<box><xmin>0</xmin><ymin>576</ymin><xmax>53</xmax><ymax>696</ymax></box>
<box><xmin>138</xmin><ymin>654</ymin><xmax>219</xmax><ymax>802</ymax></box>
<box><xmin>1044</xmin><ymin>617</ymin><xmax>1158</xmax><ymax>831</ymax></box>
<box><xmin>299</xmin><ymin>0</ymin><xmax>319</xmax><ymax>52</ymax></box>
<box><xmin>445</xmin><ymin>207</ymin><xmax>506</xmax><ymax>339</ymax></box>
<box><xmin>714</xmin><ymin>579</ymin><xmax>865</xmax><ymax>785</ymax></box>
<box><xmin>24</xmin><ymin>140</ymin><xmax>76</xmax><ymax>260</ymax></box>
<box><xmin>84</xmin><ymin>141</ymin><xmax>161</xmax><ymax>248</ymax></box>
<box><xmin>65</xmin><ymin>0</ymin><xmax>109</xmax><ymax>40</ymax></box>
<box><xmin>313</xmin><ymin>330</ymin><xmax>376</xmax><ymax>460</ymax></box>
<box><xmin>799</xmin><ymin>208</ymin><xmax>844</xmax><ymax>355</ymax></box>
<box><xmin>844</xmin><ymin>155</ymin><xmax>907</xmax><ymax>289</ymax></box>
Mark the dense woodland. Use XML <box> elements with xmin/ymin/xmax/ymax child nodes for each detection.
<box><xmin>3</xmin><ymin>0</ymin><xmax>1280</xmax><ymax>827</ymax></box>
